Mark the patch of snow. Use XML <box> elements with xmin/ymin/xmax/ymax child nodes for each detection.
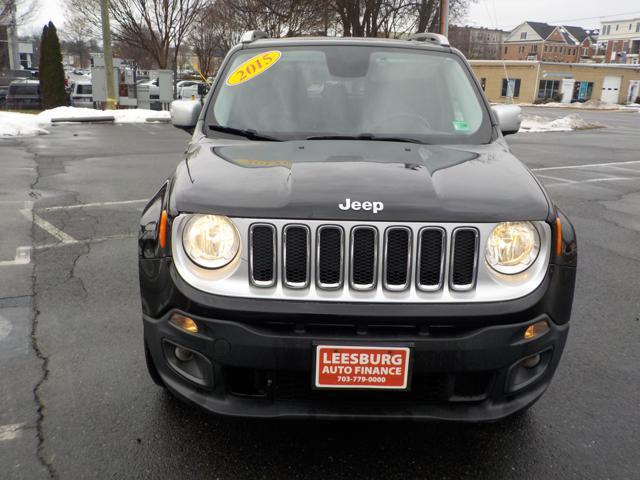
<box><xmin>520</xmin><ymin>114</ymin><xmax>605</xmax><ymax>133</ymax></box>
<box><xmin>1</xmin><ymin>107</ymin><xmax>170</xmax><ymax>137</ymax></box>
<box><xmin>519</xmin><ymin>99</ymin><xmax>640</xmax><ymax>111</ymax></box>
<box><xmin>37</xmin><ymin>106</ymin><xmax>170</xmax><ymax>124</ymax></box>
<box><xmin>0</xmin><ymin>112</ymin><xmax>49</xmax><ymax>137</ymax></box>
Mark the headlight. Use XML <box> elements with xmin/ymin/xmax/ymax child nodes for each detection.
<box><xmin>485</xmin><ymin>222</ymin><xmax>540</xmax><ymax>275</ymax></box>
<box><xmin>182</xmin><ymin>214</ymin><xmax>240</xmax><ymax>269</ymax></box>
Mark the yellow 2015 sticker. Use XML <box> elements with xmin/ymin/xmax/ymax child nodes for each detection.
<box><xmin>226</xmin><ymin>51</ymin><xmax>281</xmax><ymax>86</ymax></box>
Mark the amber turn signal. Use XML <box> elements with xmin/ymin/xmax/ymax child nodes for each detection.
<box><xmin>169</xmin><ymin>313</ymin><xmax>198</xmax><ymax>334</ymax></box>
<box><xmin>524</xmin><ymin>320</ymin><xmax>549</xmax><ymax>340</ymax></box>
<box><xmin>555</xmin><ymin>217</ymin><xmax>563</xmax><ymax>256</ymax></box>
<box><xmin>159</xmin><ymin>210</ymin><xmax>168</xmax><ymax>249</ymax></box>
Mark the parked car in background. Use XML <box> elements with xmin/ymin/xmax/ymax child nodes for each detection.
<box><xmin>140</xmin><ymin>78</ymin><xmax>160</xmax><ymax>100</ymax></box>
<box><xmin>0</xmin><ymin>86</ymin><xmax>8</xmax><ymax>108</ymax></box>
<box><xmin>5</xmin><ymin>79</ymin><xmax>41</xmax><ymax>110</ymax></box>
<box><xmin>177</xmin><ymin>80</ymin><xmax>205</xmax><ymax>100</ymax></box>
<box><xmin>70</xmin><ymin>80</ymin><xmax>94</xmax><ymax>108</ymax></box>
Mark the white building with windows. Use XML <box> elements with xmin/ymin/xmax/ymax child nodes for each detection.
<box><xmin>597</xmin><ymin>18</ymin><xmax>640</xmax><ymax>64</ymax></box>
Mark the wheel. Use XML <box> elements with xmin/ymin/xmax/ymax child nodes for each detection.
<box><xmin>144</xmin><ymin>340</ymin><xmax>165</xmax><ymax>387</ymax></box>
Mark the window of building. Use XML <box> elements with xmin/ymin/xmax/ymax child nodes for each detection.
<box><xmin>637</xmin><ymin>23</ymin><xmax>640</xmax><ymax>33</ymax></box>
<box><xmin>616</xmin><ymin>24</ymin><xmax>619</xmax><ymax>31</ymax></box>
<box><xmin>504</xmin><ymin>46</ymin><xmax>508</xmax><ymax>54</ymax></box>
<box><xmin>501</xmin><ymin>78</ymin><xmax>521</xmax><ymax>98</ymax></box>
<box><xmin>521</xmin><ymin>32</ymin><xmax>527</xmax><ymax>40</ymax></box>
<box><xmin>532</xmin><ymin>45</ymin><xmax>538</xmax><ymax>53</ymax></box>
<box><xmin>572</xmin><ymin>81</ymin><xmax>595</xmax><ymax>102</ymax></box>
<box><xmin>538</xmin><ymin>80</ymin><xmax>561</xmax><ymax>101</ymax></box>
<box><xmin>544</xmin><ymin>45</ymin><xmax>549</xmax><ymax>52</ymax></box>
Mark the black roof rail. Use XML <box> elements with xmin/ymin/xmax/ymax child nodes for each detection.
<box><xmin>240</xmin><ymin>30</ymin><xmax>269</xmax><ymax>43</ymax></box>
<box><xmin>408</xmin><ymin>32</ymin><xmax>450</xmax><ymax>47</ymax></box>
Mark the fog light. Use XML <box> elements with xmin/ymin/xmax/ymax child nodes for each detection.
<box><xmin>524</xmin><ymin>320</ymin><xmax>549</xmax><ymax>340</ymax></box>
<box><xmin>522</xmin><ymin>354</ymin><xmax>541</xmax><ymax>369</ymax></box>
<box><xmin>169</xmin><ymin>313</ymin><xmax>198</xmax><ymax>334</ymax></box>
<box><xmin>174</xmin><ymin>347</ymin><xmax>194</xmax><ymax>362</ymax></box>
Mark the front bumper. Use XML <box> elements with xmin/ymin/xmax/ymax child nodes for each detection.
<box><xmin>141</xmin><ymin>259</ymin><xmax>575</xmax><ymax>421</ymax></box>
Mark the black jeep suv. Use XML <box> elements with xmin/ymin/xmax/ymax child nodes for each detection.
<box><xmin>139</xmin><ymin>32</ymin><xmax>577</xmax><ymax>421</ymax></box>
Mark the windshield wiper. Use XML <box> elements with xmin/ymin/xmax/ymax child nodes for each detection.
<box><xmin>209</xmin><ymin>124</ymin><xmax>282</xmax><ymax>141</ymax></box>
<box><xmin>306</xmin><ymin>134</ymin><xmax>424</xmax><ymax>144</ymax></box>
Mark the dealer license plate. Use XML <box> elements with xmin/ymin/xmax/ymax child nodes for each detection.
<box><xmin>314</xmin><ymin>345</ymin><xmax>411</xmax><ymax>390</ymax></box>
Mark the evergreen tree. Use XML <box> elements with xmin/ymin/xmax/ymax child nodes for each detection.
<box><xmin>39</xmin><ymin>22</ymin><xmax>67</xmax><ymax>109</ymax></box>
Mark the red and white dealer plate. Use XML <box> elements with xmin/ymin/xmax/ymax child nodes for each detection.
<box><xmin>314</xmin><ymin>345</ymin><xmax>411</xmax><ymax>390</ymax></box>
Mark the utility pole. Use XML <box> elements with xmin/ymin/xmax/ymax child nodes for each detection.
<box><xmin>100</xmin><ymin>0</ymin><xmax>116</xmax><ymax>110</ymax></box>
<box><xmin>440</xmin><ymin>0</ymin><xmax>449</xmax><ymax>37</ymax></box>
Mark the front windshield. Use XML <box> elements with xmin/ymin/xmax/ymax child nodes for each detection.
<box><xmin>207</xmin><ymin>45</ymin><xmax>492</xmax><ymax>144</ymax></box>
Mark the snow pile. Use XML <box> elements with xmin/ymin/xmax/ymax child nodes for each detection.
<box><xmin>520</xmin><ymin>99</ymin><xmax>634</xmax><ymax>110</ymax></box>
<box><xmin>37</xmin><ymin>106</ymin><xmax>170</xmax><ymax>124</ymax></box>
<box><xmin>0</xmin><ymin>107</ymin><xmax>170</xmax><ymax>137</ymax></box>
<box><xmin>0</xmin><ymin>112</ymin><xmax>49</xmax><ymax>137</ymax></box>
<box><xmin>520</xmin><ymin>114</ymin><xmax>605</xmax><ymax>133</ymax></box>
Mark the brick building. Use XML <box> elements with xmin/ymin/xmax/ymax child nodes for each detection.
<box><xmin>502</xmin><ymin>22</ymin><xmax>596</xmax><ymax>63</ymax></box>
<box><xmin>448</xmin><ymin>25</ymin><xmax>507</xmax><ymax>60</ymax></box>
<box><xmin>596</xmin><ymin>18</ymin><xmax>640</xmax><ymax>64</ymax></box>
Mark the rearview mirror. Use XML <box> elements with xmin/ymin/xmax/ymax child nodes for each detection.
<box><xmin>491</xmin><ymin>105</ymin><xmax>522</xmax><ymax>136</ymax></box>
<box><xmin>170</xmin><ymin>100</ymin><xmax>202</xmax><ymax>134</ymax></box>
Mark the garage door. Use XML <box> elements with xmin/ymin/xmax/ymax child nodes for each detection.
<box><xmin>601</xmin><ymin>76</ymin><xmax>622</xmax><ymax>104</ymax></box>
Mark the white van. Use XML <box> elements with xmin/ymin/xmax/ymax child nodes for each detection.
<box><xmin>70</xmin><ymin>80</ymin><xmax>93</xmax><ymax>108</ymax></box>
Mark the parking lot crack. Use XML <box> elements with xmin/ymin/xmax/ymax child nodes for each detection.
<box><xmin>27</xmin><ymin>153</ymin><xmax>60</xmax><ymax>480</ymax></box>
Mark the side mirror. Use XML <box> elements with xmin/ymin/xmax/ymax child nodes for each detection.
<box><xmin>491</xmin><ymin>104</ymin><xmax>522</xmax><ymax>136</ymax></box>
<box><xmin>170</xmin><ymin>100</ymin><xmax>202</xmax><ymax>134</ymax></box>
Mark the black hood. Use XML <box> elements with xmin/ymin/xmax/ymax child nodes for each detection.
<box><xmin>170</xmin><ymin>139</ymin><xmax>550</xmax><ymax>222</ymax></box>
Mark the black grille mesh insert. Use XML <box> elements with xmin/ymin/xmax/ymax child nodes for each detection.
<box><xmin>284</xmin><ymin>226</ymin><xmax>309</xmax><ymax>285</ymax></box>
<box><xmin>318</xmin><ymin>227</ymin><xmax>343</xmax><ymax>286</ymax></box>
<box><xmin>351</xmin><ymin>228</ymin><xmax>376</xmax><ymax>286</ymax></box>
<box><xmin>418</xmin><ymin>229</ymin><xmax>444</xmax><ymax>287</ymax></box>
<box><xmin>385</xmin><ymin>228</ymin><xmax>410</xmax><ymax>286</ymax></box>
<box><xmin>250</xmin><ymin>225</ymin><xmax>275</xmax><ymax>284</ymax></box>
<box><xmin>451</xmin><ymin>229</ymin><xmax>477</xmax><ymax>287</ymax></box>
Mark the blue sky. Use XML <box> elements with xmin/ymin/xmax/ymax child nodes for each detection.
<box><xmin>23</xmin><ymin>0</ymin><xmax>640</xmax><ymax>35</ymax></box>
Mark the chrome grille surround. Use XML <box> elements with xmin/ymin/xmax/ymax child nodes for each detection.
<box><xmin>316</xmin><ymin>225</ymin><xmax>345</xmax><ymax>290</ymax></box>
<box><xmin>282</xmin><ymin>224</ymin><xmax>311</xmax><ymax>289</ymax></box>
<box><xmin>382</xmin><ymin>226</ymin><xmax>412</xmax><ymax>291</ymax></box>
<box><xmin>172</xmin><ymin>216</ymin><xmax>552</xmax><ymax>304</ymax></box>
<box><xmin>416</xmin><ymin>227</ymin><xmax>446</xmax><ymax>292</ymax></box>
<box><xmin>248</xmin><ymin>223</ymin><xmax>277</xmax><ymax>288</ymax></box>
<box><xmin>349</xmin><ymin>226</ymin><xmax>379</xmax><ymax>291</ymax></box>
<box><xmin>449</xmin><ymin>227</ymin><xmax>480</xmax><ymax>292</ymax></box>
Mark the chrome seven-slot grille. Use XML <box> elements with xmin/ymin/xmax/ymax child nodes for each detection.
<box><xmin>249</xmin><ymin>223</ymin><xmax>480</xmax><ymax>292</ymax></box>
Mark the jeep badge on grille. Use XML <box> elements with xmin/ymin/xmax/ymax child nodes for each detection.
<box><xmin>338</xmin><ymin>198</ymin><xmax>384</xmax><ymax>214</ymax></box>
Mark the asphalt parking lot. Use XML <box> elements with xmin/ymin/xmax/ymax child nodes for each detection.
<box><xmin>1</xmin><ymin>107</ymin><xmax>639</xmax><ymax>479</ymax></box>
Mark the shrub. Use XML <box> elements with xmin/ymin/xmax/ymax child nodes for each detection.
<box><xmin>39</xmin><ymin>22</ymin><xmax>67</xmax><ymax>109</ymax></box>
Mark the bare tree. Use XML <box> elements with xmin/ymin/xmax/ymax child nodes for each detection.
<box><xmin>220</xmin><ymin>0</ymin><xmax>327</xmax><ymax>38</ymax></box>
<box><xmin>330</xmin><ymin>0</ymin><xmax>475</xmax><ymax>38</ymax></box>
<box><xmin>0</xmin><ymin>0</ymin><xmax>40</xmax><ymax>28</ymax></box>
<box><xmin>65</xmin><ymin>0</ymin><xmax>209</xmax><ymax>70</ymax></box>
<box><xmin>189</xmin><ymin>2</ymin><xmax>237</xmax><ymax>78</ymax></box>
<box><xmin>61</xmin><ymin>16</ymin><xmax>96</xmax><ymax>68</ymax></box>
